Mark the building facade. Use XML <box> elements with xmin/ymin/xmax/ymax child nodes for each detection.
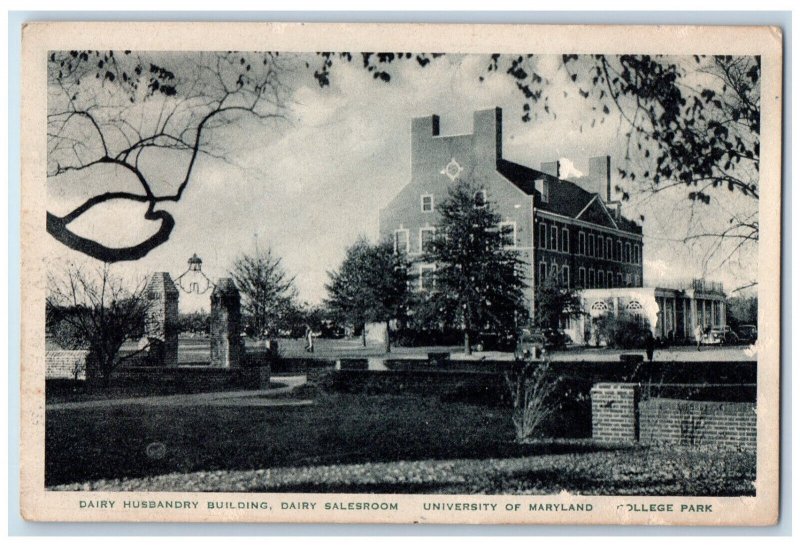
<box><xmin>379</xmin><ymin>107</ymin><xmax>643</xmax><ymax>307</ymax></box>
<box><xmin>378</xmin><ymin>107</ymin><xmax>723</xmax><ymax>344</ymax></box>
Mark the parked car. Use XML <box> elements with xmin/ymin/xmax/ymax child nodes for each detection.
<box><xmin>473</xmin><ymin>331</ymin><xmax>516</xmax><ymax>352</ymax></box>
<box><xmin>702</xmin><ymin>326</ymin><xmax>740</xmax><ymax>346</ymax></box>
<box><xmin>737</xmin><ymin>324</ymin><xmax>758</xmax><ymax>344</ymax></box>
<box><xmin>539</xmin><ymin>327</ymin><xmax>570</xmax><ymax>350</ymax></box>
<box><xmin>514</xmin><ymin>328</ymin><xmax>546</xmax><ymax>361</ymax></box>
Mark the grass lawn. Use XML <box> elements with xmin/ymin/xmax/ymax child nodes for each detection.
<box><xmin>46</xmin><ymin>392</ymin><xmax>755</xmax><ymax>495</ymax></box>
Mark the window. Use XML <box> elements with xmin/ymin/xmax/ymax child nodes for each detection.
<box><xmin>598</xmin><ymin>270</ymin><xmax>605</xmax><ymax>288</ymax></box>
<box><xmin>499</xmin><ymin>221</ymin><xmax>516</xmax><ymax>248</ymax></box>
<box><xmin>561</xmin><ymin>227</ymin><xmax>569</xmax><ymax>252</ymax></box>
<box><xmin>617</xmin><ymin>273</ymin><xmax>623</xmax><ymax>287</ymax></box>
<box><xmin>561</xmin><ymin>265</ymin><xmax>570</xmax><ymax>287</ymax></box>
<box><xmin>634</xmin><ymin>244</ymin><xmax>640</xmax><ymax>264</ymax></box>
<box><xmin>578</xmin><ymin>267</ymin><xmax>586</xmax><ymax>288</ymax></box>
<box><xmin>607</xmin><ymin>270</ymin><xmax>614</xmax><ymax>288</ymax></box>
<box><xmin>419</xmin><ymin>264</ymin><xmax>436</xmax><ymax>291</ymax></box>
<box><xmin>634</xmin><ymin>274</ymin><xmax>640</xmax><ymax>286</ymax></box>
<box><xmin>588</xmin><ymin>268</ymin><xmax>595</xmax><ymax>288</ymax></box>
<box><xmin>626</xmin><ymin>273</ymin><xmax>632</xmax><ymax>286</ymax></box>
<box><xmin>578</xmin><ymin>231</ymin><xmax>585</xmax><ymax>255</ymax></box>
<box><xmin>550</xmin><ymin>262</ymin><xmax>559</xmax><ymax>280</ymax></box>
<box><xmin>596</xmin><ymin>235</ymin><xmax>604</xmax><ymax>259</ymax></box>
<box><xmin>394</xmin><ymin>229</ymin><xmax>409</xmax><ymax>254</ymax></box>
<box><xmin>419</xmin><ymin>227</ymin><xmax>436</xmax><ymax>253</ymax></box>
<box><xmin>626</xmin><ymin>242</ymin><xmax>632</xmax><ymax>263</ymax></box>
<box><xmin>421</xmin><ymin>194</ymin><xmax>433</xmax><ymax>213</ymax></box>
<box><xmin>616</xmin><ymin>240</ymin><xmax>622</xmax><ymax>261</ymax></box>
<box><xmin>474</xmin><ymin>190</ymin><xmax>487</xmax><ymax>208</ymax></box>
<box><xmin>551</xmin><ymin>225</ymin><xmax>558</xmax><ymax>250</ymax></box>
<box><xmin>539</xmin><ymin>222</ymin><xmax>547</xmax><ymax>249</ymax></box>
<box><xmin>588</xmin><ymin>234</ymin><xmax>595</xmax><ymax>257</ymax></box>
<box><xmin>606</xmin><ymin>237</ymin><xmax>612</xmax><ymax>259</ymax></box>
<box><xmin>539</xmin><ymin>262</ymin><xmax>547</xmax><ymax>285</ymax></box>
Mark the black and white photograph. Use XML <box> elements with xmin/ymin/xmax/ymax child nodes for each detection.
<box><xmin>19</xmin><ymin>21</ymin><xmax>782</xmax><ymax>525</ymax></box>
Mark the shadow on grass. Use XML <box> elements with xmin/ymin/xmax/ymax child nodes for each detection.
<box><xmin>45</xmin><ymin>392</ymin><xmax>615</xmax><ymax>487</ymax></box>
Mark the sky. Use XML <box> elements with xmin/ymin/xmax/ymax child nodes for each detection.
<box><xmin>46</xmin><ymin>52</ymin><xmax>758</xmax><ymax>312</ymax></box>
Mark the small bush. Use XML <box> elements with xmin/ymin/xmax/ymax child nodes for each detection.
<box><xmin>504</xmin><ymin>360</ymin><xmax>561</xmax><ymax>441</ymax></box>
<box><xmin>596</xmin><ymin>313</ymin><xmax>651</xmax><ymax>349</ymax></box>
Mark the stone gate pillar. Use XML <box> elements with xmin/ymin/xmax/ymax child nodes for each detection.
<box><xmin>145</xmin><ymin>272</ymin><xmax>180</xmax><ymax>367</ymax></box>
<box><xmin>210</xmin><ymin>278</ymin><xmax>243</xmax><ymax>368</ymax></box>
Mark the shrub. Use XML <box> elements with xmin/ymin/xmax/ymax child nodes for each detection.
<box><xmin>596</xmin><ymin>313</ymin><xmax>651</xmax><ymax>349</ymax></box>
<box><xmin>504</xmin><ymin>359</ymin><xmax>561</xmax><ymax>441</ymax></box>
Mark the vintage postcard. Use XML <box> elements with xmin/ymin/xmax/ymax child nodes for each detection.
<box><xmin>19</xmin><ymin>21</ymin><xmax>782</xmax><ymax>525</ymax></box>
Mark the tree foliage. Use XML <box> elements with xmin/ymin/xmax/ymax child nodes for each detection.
<box><xmin>325</xmin><ymin>237</ymin><xmax>409</xmax><ymax>351</ymax></box>
<box><xmin>230</xmin><ymin>246</ymin><xmax>298</xmax><ymax>338</ymax></box>
<box><xmin>421</xmin><ymin>180</ymin><xmax>528</xmax><ymax>354</ymax></box>
<box><xmin>46</xmin><ymin>263</ymin><xmax>151</xmax><ymax>382</ymax></box>
<box><xmin>533</xmin><ymin>276</ymin><xmax>583</xmax><ymax>330</ymax></box>
<box><xmin>47</xmin><ymin>50</ymin><xmax>293</xmax><ymax>262</ymax></box>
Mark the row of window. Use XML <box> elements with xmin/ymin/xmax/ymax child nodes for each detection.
<box><xmin>536</xmin><ymin>221</ymin><xmax>641</xmax><ymax>265</ymax></box>
<box><xmin>394</xmin><ymin>221</ymin><xmax>517</xmax><ymax>254</ymax></box>
<box><xmin>538</xmin><ymin>262</ymin><xmax>641</xmax><ymax>289</ymax></box>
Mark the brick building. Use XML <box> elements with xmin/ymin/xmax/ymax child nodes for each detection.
<box><xmin>378</xmin><ymin>107</ymin><xmax>724</xmax><ymax>344</ymax></box>
<box><xmin>379</xmin><ymin>107</ymin><xmax>644</xmax><ymax>306</ymax></box>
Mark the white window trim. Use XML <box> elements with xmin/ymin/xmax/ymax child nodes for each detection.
<box><xmin>420</xmin><ymin>193</ymin><xmax>434</xmax><ymax>213</ymax></box>
<box><xmin>578</xmin><ymin>231</ymin><xmax>585</xmax><ymax>255</ymax></box>
<box><xmin>616</xmin><ymin>240</ymin><xmax>622</xmax><ymax>262</ymax></box>
<box><xmin>588</xmin><ymin>234</ymin><xmax>595</xmax><ymax>257</ymax></box>
<box><xmin>539</xmin><ymin>261</ymin><xmax>548</xmax><ymax>284</ymax></box>
<box><xmin>588</xmin><ymin>268</ymin><xmax>595</xmax><ymax>288</ymax></box>
<box><xmin>539</xmin><ymin>221</ymin><xmax>547</xmax><ymax>249</ymax></box>
<box><xmin>606</xmin><ymin>237</ymin><xmax>612</xmax><ymax>259</ymax></box>
<box><xmin>499</xmin><ymin>221</ymin><xmax>517</xmax><ymax>248</ymax></box>
<box><xmin>607</xmin><ymin>270</ymin><xmax>613</xmax><ymax>288</ymax></box>
<box><xmin>393</xmin><ymin>228</ymin><xmax>410</xmax><ymax>254</ymax></box>
<box><xmin>419</xmin><ymin>263</ymin><xmax>436</xmax><ymax>291</ymax></box>
<box><xmin>550</xmin><ymin>225</ymin><xmax>558</xmax><ymax>251</ymax></box>
<box><xmin>626</xmin><ymin>242</ymin><xmax>632</xmax><ymax>263</ymax></box>
<box><xmin>578</xmin><ymin>266</ymin><xmax>586</xmax><ymax>287</ymax></box>
<box><xmin>419</xmin><ymin>226</ymin><xmax>436</xmax><ymax>254</ymax></box>
<box><xmin>562</xmin><ymin>265</ymin><xmax>570</xmax><ymax>287</ymax></box>
<box><xmin>561</xmin><ymin>227</ymin><xmax>569</xmax><ymax>253</ymax></box>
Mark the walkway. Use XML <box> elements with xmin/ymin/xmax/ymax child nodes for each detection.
<box><xmin>46</xmin><ymin>375</ymin><xmax>309</xmax><ymax>411</ymax></box>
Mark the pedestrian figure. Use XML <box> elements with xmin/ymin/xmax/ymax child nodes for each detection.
<box><xmin>644</xmin><ymin>331</ymin><xmax>655</xmax><ymax>363</ymax></box>
<box><xmin>694</xmin><ymin>323</ymin><xmax>704</xmax><ymax>351</ymax></box>
<box><xmin>304</xmin><ymin>325</ymin><xmax>315</xmax><ymax>353</ymax></box>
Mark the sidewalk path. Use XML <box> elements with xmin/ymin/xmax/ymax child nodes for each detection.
<box><xmin>46</xmin><ymin>375</ymin><xmax>309</xmax><ymax>411</ymax></box>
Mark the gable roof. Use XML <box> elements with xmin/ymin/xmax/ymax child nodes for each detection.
<box><xmin>496</xmin><ymin>159</ymin><xmax>641</xmax><ymax>234</ymax></box>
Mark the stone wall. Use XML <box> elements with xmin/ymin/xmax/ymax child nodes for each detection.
<box><xmin>591</xmin><ymin>382</ymin><xmax>756</xmax><ymax>449</ymax></box>
<box><xmin>46</xmin><ymin>350</ymin><xmax>90</xmax><ymax>380</ymax></box>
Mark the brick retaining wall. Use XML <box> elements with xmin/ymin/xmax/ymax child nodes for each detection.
<box><xmin>591</xmin><ymin>382</ymin><xmax>756</xmax><ymax>449</ymax></box>
<box><xmin>590</xmin><ymin>383</ymin><xmax>639</xmax><ymax>443</ymax></box>
<box><xmin>639</xmin><ymin>398</ymin><xmax>756</xmax><ymax>449</ymax></box>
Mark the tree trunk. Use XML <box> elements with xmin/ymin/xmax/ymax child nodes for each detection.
<box><xmin>384</xmin><ymin>320</ymin><xmax>391</xmax><ymax>354</ymax></box>
<box><xmin>464</xmin><ymin>331</ymin><xmax>471</xmax><ymax>356</ymax></box>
